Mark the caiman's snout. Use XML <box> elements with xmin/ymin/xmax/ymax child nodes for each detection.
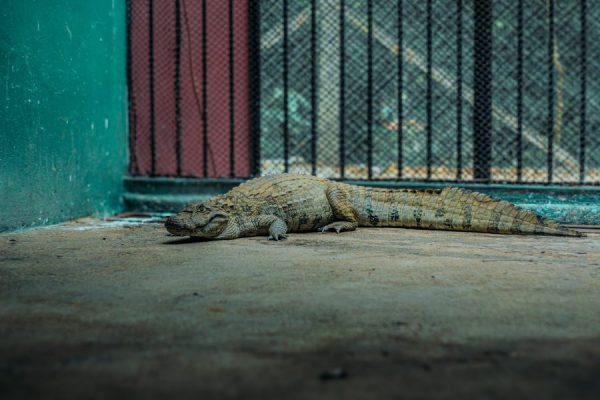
<box><xmin>165</xmin><ymin>215</ymin><xmax>192</xmax><ymax>236</ymax></box>
<box><xmin>165</xmin><ymin>207</ymin><xmax>229</xmax><ymax>238</ymax></box>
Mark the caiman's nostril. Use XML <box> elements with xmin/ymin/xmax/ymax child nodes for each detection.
<box><xmin>165</xmin><ymin>216</ymin><xmax>184</xmax><ymax>230</ymax></box>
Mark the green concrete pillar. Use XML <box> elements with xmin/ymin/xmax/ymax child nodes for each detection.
<box><xmin>1</xmin><ymin>0</ymin><xmax>128</xmax><ymax>231</ymax></box>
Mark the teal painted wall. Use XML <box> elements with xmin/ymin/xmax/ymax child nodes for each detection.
<box><xmin>1</xmin><ymin>0</ymin><xmax>127</xmax><ymax>232</ymax></box>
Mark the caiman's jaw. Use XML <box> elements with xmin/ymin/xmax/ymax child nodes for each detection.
<box><xmin>165</xmin><ymin>204</ymin><xmax>230</xmax><ymax>238</ymax></box>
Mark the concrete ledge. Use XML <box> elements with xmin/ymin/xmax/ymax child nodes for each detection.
<box><xmin>123</xmin><ymin>176</ymin><xmax>600</xmax><ymax>224</ymax></box>
<box><xmin>123</xmin><ymin>176</ymin><xmax>244</xmax><ymax>212</ymax></box>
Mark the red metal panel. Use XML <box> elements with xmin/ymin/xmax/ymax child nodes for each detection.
<box><xmin>232</xmin><ymin>0</ymin><xmax>251</xmax><ymax>178</ymax></box>
<box><xmin>153</xmin><ymin>0</ymin><xmax>177</xmax><ymax>176</ymax></box>
<box><xmin>206</xmin><ymin>0</ymin><xmax>231</xmax><ymax>178</ymax></box>
<box><xmin>180</xmin><ymin>0</ymin><xmax>205</xmax><ymax>177</ymax></box>
<box><xmin>128</xmin><ymin>0</ymin><xmax>252</xmax><ymax>178</ymax></box>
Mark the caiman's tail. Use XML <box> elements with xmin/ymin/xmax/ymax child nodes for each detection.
<box><xmin>353</xmin><ymin>186</ymin><xmax>586</xmax><ymax>237</ymax></box>
<box><xmin>423</xmin><ymin>187</ymin><xmax>584</xmax><ymax>237</ymax></box>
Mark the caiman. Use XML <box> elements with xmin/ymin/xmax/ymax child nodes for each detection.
<box><xmin>165</xmin><ymin>174</ymin><xmax>584</xmax><ymax>240</ymax></box>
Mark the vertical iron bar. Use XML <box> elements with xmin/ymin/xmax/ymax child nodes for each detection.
<box><xmin>126</xmin><ymin>0</ymin><xmax>139</xmax><ymax>175</ymax></box>
<box><xmin>367</xmin><ymin>0</ymin><xmax>374</xmax><ymax>180</ymax></box>
<box><xmin>339</xmin><ymin>0</ymin><xmax>346</xmax><ymax>179</ymax></box>
<box><xmin>516</xmin><ymin>0</ymin><xmax>523</xmax><ymax>182</ymax></box>
<box><xmin>310</xmin><ymin>0</ymin><xmax>317</xmax><ymax>176</ymax></box>
<box><xmin>547</xmin><ymin>0</ymin><xmax>554</xmax><ymax>183</ymax></box>
<box><xmin>397</xmin><ymin>0</ymin><xmax>403</xmax><ymax>179</ymax></box>
<box><xmin>175</xmin><ymin>0</ymin><xmax>182</xmax><ymax>176</ymax></box>
<box><xmin>456</xmin><ymin>0</ymin><xmax>463</xmax><ymax>180</ymax></box>
<box><xmin>579</xmin><ymin>0</ymin><xmax>587</xmax><ymax>184</ymax></box>
<box><xmin>249</xmin><ymin>0</ymin><xmax>261</xmax><ymax>176</ymax></box>
<box><xmin>473</xmin><ymin>0</ymin><xmax>492</xmax><ymax>182</ymax></box>
<box><xmin>283</xmin><ymin>0</ymin><xmax>290</xmax><ymax>173</ymax></box>
<box><xmin>426</xmin><ymin>0</ymin><xmax>433</xmax><ymax>180</ymax></box>
<box><xmin>201</xmin><ymin>0</ymin><xmax>208</xmax><ymax>177</ymax></box>
<box><xmin>148</xmin><ymin>0</ymin><xmax>156</xmax><ymax>176</ymax></box>
<box><xmin>228</xmin><ymin>0</ymin><xmax>235</xmax><ymax>177</ymax></box>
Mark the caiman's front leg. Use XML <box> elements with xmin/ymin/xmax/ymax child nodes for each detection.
<box><xmin>320</xmin><ymin>185</ymin><xmax>359</xmax><ymax>234</ymax></box>
<box><xmin>253</xmin><ymin>215</ymin><xmax>289</xmax><ymax>241</ymax></box>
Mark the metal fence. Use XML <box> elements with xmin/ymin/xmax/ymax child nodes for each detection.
<box><xmin>128</xmin><ymin>0</ymin><xmax>600</xmax><ymax>186</ymax></box>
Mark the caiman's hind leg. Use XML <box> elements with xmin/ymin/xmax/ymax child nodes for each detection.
<box><xmin>320</xmin><ymin>185</ymin><xmax>359</xmax><ymax>234</ymax></box>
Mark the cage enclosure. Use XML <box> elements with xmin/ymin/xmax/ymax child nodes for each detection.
<box><xmin>123</xmin><ymin>0</ymin><xmax>600</xmax><ymax>224</ymax></box>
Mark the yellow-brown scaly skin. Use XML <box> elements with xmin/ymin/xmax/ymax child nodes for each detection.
<box><xmin>165</xmin><ymin>174</ymin><xmax>584</xmax><ymax>240</ymax></box>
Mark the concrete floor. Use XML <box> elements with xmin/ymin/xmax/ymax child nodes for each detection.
<box><xmin>1</xmin><ymin>219</ymin><xmax>600</xmax><ymax>399</ymax></box>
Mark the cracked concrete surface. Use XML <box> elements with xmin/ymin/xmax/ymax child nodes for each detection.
<box><xmin>1</xmin><ymin>220</ymin><xmax>600</xmax><ymax>399</ymax></box>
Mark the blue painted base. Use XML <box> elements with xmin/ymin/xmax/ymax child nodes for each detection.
<box><xmin>123</xmin><ymin>177</ymin><xmax>600</xmax><ymax>225</ymax></box>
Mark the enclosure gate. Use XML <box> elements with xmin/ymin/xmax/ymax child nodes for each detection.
<box><xmin>127</xmin><ymin>0</ymin><xmax>599</xmax><ymax>186</ymax></box>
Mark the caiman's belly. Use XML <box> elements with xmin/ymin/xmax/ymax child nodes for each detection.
<box><xmin>247</xmin><ymin>175</ymin><xmax>336</xmax><ymax>232</ymax></box>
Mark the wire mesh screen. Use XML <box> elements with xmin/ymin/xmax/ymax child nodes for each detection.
<box><xmin>128</xmin><ymin>0</ymin><xmax>600</xmax><ymax>185</ymax></box>
<box><xmin>257</xmin><ymin>0</ymin><xmax>599</xmax><ymax>184</ymax></box>
<box><xmin>127</xmin><ymin>0</ymin><xmax>252</xmax><ymax>178</ymax></box>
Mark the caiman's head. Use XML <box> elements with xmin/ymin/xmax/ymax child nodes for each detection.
<box><xmin>165</xmin><ymin>203</ymin><xmax>230</xmax><ymax>238</ymax></box>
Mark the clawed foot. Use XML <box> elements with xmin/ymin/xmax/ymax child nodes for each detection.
<box><xmin>319</xmin><ymin>221</ymin><xmax>357</xmax><ymax>234</ymax></box>
<box><xmin>268</xmin><ymin>218</ymin><xmax>288</xmax><ymax>241</ymax></box>
<box><xmin>268</xmin><ymin>233</ymin><xmax>288</xmax><ymax>241</ymax></box>
<box><xmin>319</xmin><ymin>225</ymin><xmax>341</xmax><ymax>234</ymax></box>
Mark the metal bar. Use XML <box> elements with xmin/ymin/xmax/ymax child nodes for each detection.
<box><xmin>228</xmin><ymin>0</ymin><xmax>235</xmax><ymax>177</ymax></box>
<box><xmin>547</xmin><ymin>0</ymin><xmax>554</xmax><ymax>183</ymax></box>
<box><xmin>472</xmin><ymin>0</ymin><xmax>492</xmax><ymax>182</ymax></box>
<box><xmin>175</xmin><ymin>0</ymin><xmax>182</xmax><ymax>176</ymax></box>
<box><xmin>397</xmin><ymin>0</ymin><xmax>403</xmax><ymax>179</ymax></box>
<box><xmin>426</xmin><ymin>0</ymin><xmax>433</xmax><ymax>180</ymax></box>
<box><xmin>249</xmin><ymin>0</ymin><xmax>261</xmax><ymax>176</ymax></box>
<box><xmin>367</xmin><ymin>0</ymin><xmax>373</xmax><ymax>180</ymax></box>
<box><xmin>126</xmin><ymin>0</ymin><xmax>139</xmax><ymax>175</ymax></box>
<box><xmin>455</xmin><ymin>0</ymin><xmax>463</xmax><ymax>180</ymax></box>
<box><xmin>201</xmin><ymin>0</ymin><xmax>208</xmax><ymax>177</ymax></box>
<box><xmin>148</xmin><ymin>0</ymin><xmax>156</xmax><ymax>176</ymax></box>
<box><xmin>310</xmin><ymin>0</ymin><xmax>317</xmax><ymax>176</ymax></box>
<box><xmin>283</xmin><ymin>0</ymin><xmax>290</xmax><ymax>173</ymax></box>
<box><xmin>579</xmin><ymin>0</ymin><xmax>587</xmax><ymax>184</ymax></box>
<box><xmin>339</xmin><ymin>0</ymin><xmax>346</xmax><ymax>179</ymax></box>
<box><xmin>516</xmin><ymin>0</ymin><xmax>523</xmax><ymax>182</ymax></box>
